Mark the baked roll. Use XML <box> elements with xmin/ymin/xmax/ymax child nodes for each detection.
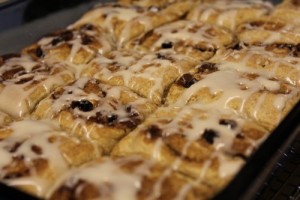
<box><xmin>81</xmin><ymin>50</ymin><xmax>197</xmax><ymax>105</ymax></box>
<box><xmin>126</xmin><ymin>20</ymin><xmax>235</xmax><ymax>61</ymax></box>
<box><xmin>187</xmin><ymin>0</ymin><xmax>272</xmax><ymax>30</ymax></box>
<box><xmin>48</xmin><ymin>155</ymin><xmax>215</xmax><ymax>200</ymax></box>
<box><xmin>166</xmin><ymin>64</ymin><xmax>300</xmax><ymax>130</ymax></box>
<box><xmin>117</xmin><ymin>0</ymin><xmax>180</xmax><ymax>7</ymax></box>
<box><xmin>212</xmin><ymin>44</ymin><xmax>300</xmax><ymax>87</ymax></box>
<box><xmin>0</xmin><ymin>111</ymin><xmax>12</xmax><ymax>127</ymax></box>
<box><xmin>32</xmin><ymin>77</ymin><xmax>157</xmax><ymax>154</ymax></box>
<box><xmin>236</xmin><ymin>17</ymin><xmax>300</xmax><ymax>45</ymax></box>
<box><xmin>0</xmin><ymin>54</ymin><xmax>74</xmax><ymax>118</ymax></box>
<box><xmin>23</xmin><ymin>24</ymin><xmax>114</xmax><ymax>68</ymax></box>
<box><xmin>112</xmin><ymin>104</ymin><xmax>267</xmax><ymax>189</ymax></box>
<box><xmin>271</xmin><ymin>0</ymin><xmax>300</xmax><ymax>26</ymax></box>
<box><xmin>73</xmin><ymin>1</ymin><xmax>194</xmax><ymax>45</ymax></box>
<box><xmin>0</xmin><ymin>120</ymin><xmax>100</xmax><ymax>197</ymax></box>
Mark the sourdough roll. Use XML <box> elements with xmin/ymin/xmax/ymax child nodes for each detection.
<box><xmin>82</xmin><ymin>50</ymin><xmax>197</xmax><ymax>105</ymax></box>
<box><xmin>126</xmin><ymin>20</ymin><xmax>235</xmax><ymax>61</ymax></box>
<box><xmin>112</xmin><ymin>104</ymin><xmax>268</xmax><ymax>190</ymax></box>
<box><xmin>0</xmin><ymin>54</ymin><xmax>74</xmax><ymax>118</ymax></box>
<box><xmin>32</xmin><ymin>77</ymin><xmax>157</xmax><ymax>153</ymax></box>
<box><xmin>48</xmin><ymin>156</ymin><xmax>215</xmax><ymax>200</ymax></box>
<box><xmin>73</xmin><ymin>1</ymin><xmax>194</xmax><ymax>45</ymax></box>
<box><xmin>0</xmin><ymin>120</ymin><xmax>100</xmax><ymax>197</ymax></box>
<box><xmin>23</xmin><ymin>24</ymin><xmax>114</xmax><ymax>71</ymax></box>
<box><xmin>166</xmin><ymin>63</ymin><xmax>300</xmax><ymax>130</ymax></box>
<box><xmin>187</xmin><ymin>0</ymin><xmax>272</xmax><ymax>30</ymax></box>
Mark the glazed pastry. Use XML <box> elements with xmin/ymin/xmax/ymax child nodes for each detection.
<box><xmin>81</xmin><ymin>50</ymin><xmax>197</xmax><ymax>105</ymax></box>
<box><xmin>0</xmin><ymin>0</ymin><xmax>299</xmax><ymax>199</ymax></box>
<box><xmin>166</xmin><ymin>64</ymin><xmax>300</xmax><ymax>130</ymax></box>
<box><xmin>236</xmin><ymin>17</ymin><xmax>300</xmax><ymax>45</ymax></box>
<box><xmin>48</xmin><ymin>155</ymin><xmax>215</xmax><ymax>200</ymax></box>
<box><xmin>212</xmin><ymin>44</ymin><xmax>300</xmax><ymax>87</ymax></box>
<box><xmin>271</xmin><ymin>0</ymin><xmax>300</xmax><ymax>26</ymax></box>
<box><xmin>112</xmin><ymin>104</ymin><xmax>267</xmax><ymax>189</ymax></box>
<box><xmin>126</xmin><ymin>20</ymin><xmax>235</xmax><ymax>61</ymax></box>
<box><xmin>23</xmin><ymin>24</ymin><xmax>114</xmax><ymax>70</ymax></box>
<box><xmin>117</xmin><ymin>0</ymin><xmax>180</xmax><ymax>7</ymax></box>
<box><xmin>0</xmin><ymin>54</ymin><xmax>74</xmax><ymax>118</ymax></box>
<box><xmin>0</xmin><ymin>111</ymin><xmax>12</xmax><ymax>127</ymax></box>
<box><xmin>187</xmin><ymin>0</ymin><xmax>272</xmax><ymax>30</ymax></box>
<box><xmin>0</xmin><ymin>120</ymin><xmax>100</xmax><ymax>197</ymax></box>
<box><xmin>32</xmin><ymin>77</ymin><xmax>157</xmax><ymax>153</ymax></box>
<box><xmin>73</xmin><ymin>1</ymin><xmax>194</xmax><ymax>45</ymax></box>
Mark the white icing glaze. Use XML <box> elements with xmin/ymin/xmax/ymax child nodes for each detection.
<box><xmin>149</xmin><ymin>20</ymin><xmax>226</xmax><ymax>51</ymax></box>
<box><xmin>189</xmin><ymin>0</ymin><xmax>272</xmax><ymax>29</ymax></box>
<box><xmin>0</xmin><ymin>120</ymin><xmax>69</xmax><ymax>197</ymax></box>
<box><xmin>0</xmin><ymin>55</ymin><xmax>72</xmax><ymax>118</ymax></box>
<box><xmin>88</xmin><ymin>50</ymin><xmax>194</xmax><ymax>103</ymax></box>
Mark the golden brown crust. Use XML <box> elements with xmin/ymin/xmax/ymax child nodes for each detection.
<box><xmin>111</xmin><ymin>105</ymin><xmax>264</xmax><ymax>190</ymax></box>
<box><xmin>166</xmin><ymin>61</ymin><xmax>300</xmax><ymax>130</ymax></box>
<box><xmin>73</xmin><ymin>1</ymin><xmax>194</xmax><ymax>45</ymax></box>
<box><xmin>49</xmin><ymin>156</ymin><xmax>215</xmax><ymax>200</ymax></box>
<box><xmin>187</xmin><ymin>0</ymin><xmax>272</xmax><ymax>30</ymax></box>
<box><xmin>0</xmin><ymin>0</ymin><xmax>299</xmax><ymax>199</ymax></box>
<box><xmin>32</xmin><ymin>77</ymin><xmax>157</xmax><ymax>153</ymax></box>
<box><xmin>0</xmin><ymin>120</ymin><xmax>100</xmax><ymax>197</ymax></box>
<box><xmin>236</xmin><ymin>17</ymin><xmax>300</xmax><ymax>45</ymax></box>
<box><xmin>0</xmin><ymin>54</ymin><xmax>74</xmax><ymax>118</ymax></box>
<box><xmin>81</xmin><ymin>50</ymin><xmax>197</xmax><ymax>105</ymax></box>
<box><xmin>23</xmin><ymin>24</ymin><xmax>114</xmax><ymax>67</ymax></box>
<box><xmin>126</xmin><ymin>20</ymin><xmax>235</xmax><ymax>60</ymax></box>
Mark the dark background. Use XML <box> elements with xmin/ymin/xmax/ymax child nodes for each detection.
<box><xmin>0</xmin><ymin>0</ymin><xmax>94</xmax><ymax>32</ymax></box>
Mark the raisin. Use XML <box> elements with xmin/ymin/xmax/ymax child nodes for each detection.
<box><xmin>147</xmin><ymin>125</ymin><xmax>162</xmax><ymax>139</ymax></box>
<box><xmin>80</xmin><ymin>24</ymin><xmax>94</xmax><ymax>31</ymax></box>
<box><xmin>81</xmin><ymin>34</ymin><xmax>93</xmax><ymax>45</ymax></box>
<box><xmin>197</xmin><ymin>62</ymin><xmax>218</xmax><ymax>74</ymax></box>
<box><xmin>51</xmin><ymin>30</ymin><xmax>73</xmax><ymax>46</ymax></box>
<box><xmin>2</xmin><ymin>66</ymin><xmax>24</xmax><ymax>80</ymax></box>
<box><xmin>31</xmin><ymin>145</ymin><xmax>43</xmax><ymax>155</ymax></box>
<box><xmin>107</xmin><ymin>114</ymin><xmax>118</xmax><ymax>125</ymax></box>
<box><xmin>71</xmin><ymin>100</ymin><xmax>94</xmax><ymax>112</ymax></box>
<box><xmin>161</xmin><ymin>41</ymin><xmax>173</xmax><ymax>49</ymax></box>
<box><xmin>176</xmin><ymin>73</ymin><xmax>198</xmax><ymax>88</ymax></box>
<box><xmin>15</xmin><ymin>76</ymin><xmax>34</xmax><ymax>84</ymax></box>
<box><xmin>156</xmin><ymin>53</ymin><xmax>167</xmax><ymax>59</ymax></box>
<box><xmin>51</xmin><ymin>38</ymin><xmax>63</xmax><ymax>46</ymax></box>
<box><xmin>35</xmin><ymin>46</ymin><xmax>44</xmax><ymax>58</ymax></box>
<box><xmin>125</xmin><ymin>105</ymin><xmax>132</xmax><ymax>113</ymax></box>
<box><xmin>89</xmin><ymin>112</ymin><xmax>105</xmax><ymax>124</ymax></box>
<box><xmin>219</xmin><ymin>119</ymin><xmax>238</xmax><ymax>129</ymax></box>
<box><xmin>119</xmin><ymin>119</ymin><xmax>137</xmax><ymax>129</ymax></box>
<box><xmin>60</xmin><ymin>30</ymin><xmax>74</xmax><ymax>41</ymax></box>
<box><xmin>236</xmin><ymin>133</ymin><xmax>245</xmax><ymax>139</ymax></box>
<box><xmin>231</xmin><ymin>43</ymin><xmax>243</xmax><ymax>50</ymax></box>
<box><xmin>9</xmin><ymin>142</ymin><xmax>22</xmax><ymax>153</ymax></box>
<box><xmin>202</xmin><ymin>129</ymin><xmax>219</xmax><ymax>144</ymax></box>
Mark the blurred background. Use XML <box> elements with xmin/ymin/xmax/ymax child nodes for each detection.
<box><xmin>0</xmin><ymin>0</ymin><xmax>284</xmax><ymax>32</ymax></box>
<box><xmin>0</xmin><ymin>0</ymin><xmax>93</xmax><ymax>32</ymax></box>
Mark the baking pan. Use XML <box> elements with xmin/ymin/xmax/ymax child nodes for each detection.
<box><xmin>0</xmin><ymin>0</ymin><xmax>29</xmax><ymax>32</ymax></box>
<box><xmin>0</xmin><ymin>0</ymin><xmax>299</xmax><ymax>200</ymax></box>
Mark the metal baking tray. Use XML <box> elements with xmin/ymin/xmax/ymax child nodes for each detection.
<box><xmin>0</xmin><ymin>0</ymin><xmax>299</xmax><ymax>199</ymax></box>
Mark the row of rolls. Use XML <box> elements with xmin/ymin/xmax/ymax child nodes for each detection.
<box><xmin>0</xmin><ymin>0</ymin><xmax>300</xmax><ymax>199</ymax></box>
